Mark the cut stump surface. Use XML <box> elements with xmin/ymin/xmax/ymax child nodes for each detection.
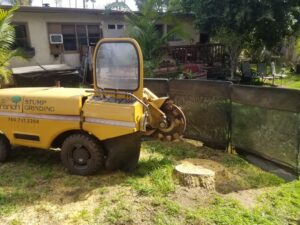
<box><xmin>175</xmin><ymin>163</ymin><xmax>215</xmax><ymax>190</ymax></box>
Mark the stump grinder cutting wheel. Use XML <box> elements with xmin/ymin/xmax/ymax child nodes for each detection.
<box><xmin>157</xmin><ymin>100</ymin><xmax>186</xmax><ymax>141</ymax></box>
<box><xmin>143</xmin><ymin>89</ymin><xmax>186</xmax><ymax>141</ymax></box>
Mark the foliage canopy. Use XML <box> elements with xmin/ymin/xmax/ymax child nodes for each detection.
<box><xmin>181</xmin><ymin>0</ymin><xmax>300</xmax><ymax>49</ymax></box>
<box><xmin>179</xmin><ymin>0</ymin><xmax>300</xmax><ymax>77</ymax></box>
<box><xmin>127</xmin><ymin>0</ymin><xmax>186</xmax><ymax>76</ymax></box>
<box><xmin>3</xmin><ymin>0</ymin><xmax>31</xmax><ymax>6</ymax></box>
<box><xmin>135</xmin><ymin>0</ymin><xmax>183</xmax><ymax>12</ymax></box>
<box><xmin>0</xmin><ymin>6</ymin><xmax>23</xmax><ymax>85</ymax></box>
<box><xmin>105</xmin><ymin>1</ymin><xmax>131</xmax><ymax>11</ymax></box>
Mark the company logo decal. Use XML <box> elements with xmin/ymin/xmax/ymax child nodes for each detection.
<box><xmin>11</xmin><ymin>96</ymin><xmax>22</xmax><ymax>104</ymax></box>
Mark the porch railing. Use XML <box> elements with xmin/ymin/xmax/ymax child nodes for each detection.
<box><xmin>160</xmin><ymin>43</ymin><xmax>226</xmax><ymax>65</ymax></box>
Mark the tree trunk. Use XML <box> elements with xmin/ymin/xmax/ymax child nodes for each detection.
<box><xmin>174</xmin><ymin>164</ymin><xmax>215</xmax><ymax>190</ymax></box>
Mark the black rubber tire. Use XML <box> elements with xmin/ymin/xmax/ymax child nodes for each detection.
<box><xmin>61</xmin><ymin>133</ymin><xmax>105</xmax><ymax>176</ymax></box>
<box><xmin>0</xmin><ymin>135</ymin><xmax>10</xmax><ymax>162</ymax></box>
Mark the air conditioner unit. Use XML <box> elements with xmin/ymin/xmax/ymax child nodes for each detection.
<box><xmin>49</xmin><ymin>34</ymin><xmax>63</xmax><ymax>44</ymax></box>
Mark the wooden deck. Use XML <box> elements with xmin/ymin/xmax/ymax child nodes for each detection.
<box><xmin>160</xmin><ymin>43</ymin><xmax>225</xmax><ymax>65</ymax></box>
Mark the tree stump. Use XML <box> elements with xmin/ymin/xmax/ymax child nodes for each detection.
<box><xmin>175</xmin><ymin>163</ymin><xmax>215</xmax><ymax>190</ymax></box>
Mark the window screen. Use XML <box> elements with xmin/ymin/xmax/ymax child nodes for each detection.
<box><xmin>49</xmin><ymin>23</ymin><xmax>102</xmax><ymax>51</ymax></box>
<box><xmin>108</xmin><ymin>24</ymin><xmax>116</xmax><ymax>30</ymax></box>
<box><xmin>96</xmin><ymin>42</ymin><xmax>139</xmax><ymax>91</ymax></box>
<box><xmin>87</xmin><ymin>25</ymin><xmax>101</xmax><ymax>45</ymax></box>
<box><xmin>76</xmin><ymin>25</ymin><xmax>88</xmax><ymax>47</ymax></box>
<box><xmin>62</xmin><ymin>25</ymin><xmax>77</xmax><ymax>51</ymax></box>
<box><xmin>13</xmin><ymin>24</ymin><xmax>30</xmax><ymax>48</ymax></box>
<box><xmin>117</xmin><ymin>24</ymin><xmax>124</xmax><ymax>30</ymax></box>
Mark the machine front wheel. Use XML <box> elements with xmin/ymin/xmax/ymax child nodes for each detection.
<box><xmin>0</xmin><ymin>135</ymin><xmax>10</xmax><ymax>162</ymax></box>
<box><xmin>61</xmin><ymin>133</ymin><xmax>105</xmax><ymax>176</ymax></box>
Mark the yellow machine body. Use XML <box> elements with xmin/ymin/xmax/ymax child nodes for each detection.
<box><xmin>0</xmin><ymin>39</ymin><xmax>146</xmax><ymax>150</ymax></box>
<box><xmin>0</xmin><ymin>38</ymin><xmax>186</xmax><ymax>175</ymax></box>
<box><xmin>0</xmin><ymin>87</ymin><xmax>144</xmax><ymax>149</ymax></box>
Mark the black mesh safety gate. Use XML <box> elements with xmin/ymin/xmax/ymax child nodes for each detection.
<box><xmin>168</xmin><ymin>80</ymin><xmax>231</xmax><ymax>148</ymax></box>
<box><xmin>231</xmin><ymin>85</ymin><xmax>300</xmax><ymax>173</ymax></box>
<box><xmin>144</xmin><ymin>79</ymin><xmax>300</xmax><ymax>175</ymax></box>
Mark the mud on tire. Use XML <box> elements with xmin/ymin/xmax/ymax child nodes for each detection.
<box><xmin>61</xmin><ymin>133</ymin><xmax>105</xmax><ymax>176</ymax></box>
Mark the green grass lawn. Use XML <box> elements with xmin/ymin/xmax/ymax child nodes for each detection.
<box><xmin>0</xmin><ymin>140</ymin><xmax>299</xmax><ymax>225</ymax></box>
<box><xmin>274</xmin><ymin>73</ymin><xmax>300</xmax><ymax>89</ymax></box>
<box><xmin>243</xmin><ymin>64</ymin><xmax>300</xmax><ymax>89</ymax></box>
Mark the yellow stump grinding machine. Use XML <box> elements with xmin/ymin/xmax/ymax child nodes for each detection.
<box><xmin>0</xmin><ymin>38</ymin><xmax>186</xmax><ymax>175</ymax></box>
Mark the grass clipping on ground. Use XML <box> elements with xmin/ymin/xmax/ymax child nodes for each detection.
<box><xmin>0</xmin><ymin>140</ymin><xmax>299</xmax><ymax>225</ymax></box>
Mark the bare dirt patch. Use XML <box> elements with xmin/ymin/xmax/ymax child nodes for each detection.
<box><xmin>170</xmin><ymin>185</ymin><xmax>214</xmax><ymax>209</ymax></box>
<box><xmin>224</xmin><ymin>188</ymin><xmax>269</xmax><ymax>209</ymax></box>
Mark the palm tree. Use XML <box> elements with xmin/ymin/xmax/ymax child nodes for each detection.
<box><xmin>0</xmin><ymin>7</ymin><xmax>23</xmax><ymax>86</ymax></box>
<box><xmin>125</xmin><ymin>0</ymin><xmax>186</xmax><ymax>76</ymax></box>
<box><xmin>54</xmin><ymin>0</ymin><xmax>62</xmax><ymax>7</ymax></box>
<box><xmin>7</xmin><ymin>0</ymin><xmax>31</xmax><ymax>5</ymax></box>
<box><xmin>135</xmin><ymin>0</ymin><xmax>169</xmax><ymax>12</ymax></box>
<box><xmin>90</xmin><ymin>0</ymin><xmax>96</xmax><ymax>9</ymax></box>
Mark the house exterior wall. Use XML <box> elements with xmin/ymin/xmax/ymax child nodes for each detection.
<box><xmin>9</xmin><ymin>9</ymin><xmax>198</xmax><ymax>68</ymax></box>
<box><xmin>11</xmin><ymin>11</ymin><xmax>109</xmax><ymax>67</ymax></box>
<box><xmin>167</xmin><ymin>17</ymin><xmax>199</xmax><ymax>46</ymax></box>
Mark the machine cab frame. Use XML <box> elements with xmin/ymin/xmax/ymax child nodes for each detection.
<box><xmin>93</xmin><ymin>38</ymin><xmax>144</xmax><ymax>99</ymax></box>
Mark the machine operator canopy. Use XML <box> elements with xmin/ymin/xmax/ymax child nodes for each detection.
<box><xmin>95</xmin><ymin>42</ymin><xmax>139</xmax><ymax>91</ymax></box>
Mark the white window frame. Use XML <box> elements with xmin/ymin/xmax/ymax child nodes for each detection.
<box><xmin>107</xmin><ymin>24</ymin><xmax>125</xmax><ymax>30</ymax></box>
